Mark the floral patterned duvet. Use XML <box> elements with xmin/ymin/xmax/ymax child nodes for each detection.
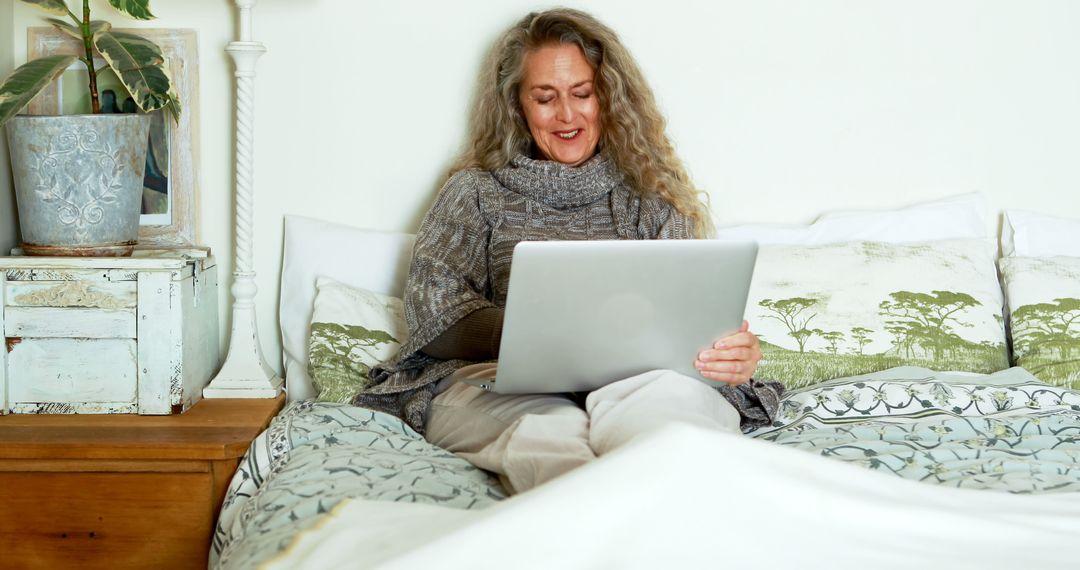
<box><xmin>210</xmin><ymin>401</ymin><xmax>506</xmax><ymax>570</ymax></box>
<box><xmin>211</xmin><ymin>366</ymin><xmax>1080</xmax><ymax>569</ymax></box>
<box><xmin>749</xmin><ymin>366</ymin><xmax>1080</xmax><ymax>493</ymax></box>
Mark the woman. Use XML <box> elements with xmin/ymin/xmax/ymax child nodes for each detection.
<box><xmin>358</xmin><ymin>8</ymin><xmax>781</xmax><ymax>494</ymax></box>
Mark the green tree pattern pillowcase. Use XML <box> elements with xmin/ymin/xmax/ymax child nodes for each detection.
<box><xmin>999</xmin><ymin>256</ymin><xmax>1080</xmax><ymax>388</ymax></box>
<box><xmin>308</xmin><ymin>277</ymin><xmax>407</xmax><ymax>403</ymax></box>
<box><xmin>747</xmin><ymin>239</ymin><xmax>1009</xmax><ymax>388</ymax></box>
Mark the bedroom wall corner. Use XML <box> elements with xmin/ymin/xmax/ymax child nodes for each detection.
<box><xmin>0</xmin><ymin>0</ymin><xmax>17</xmax><ymax>254</ymax></box>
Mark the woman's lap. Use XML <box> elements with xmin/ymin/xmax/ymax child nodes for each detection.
<box><xmin>426</xmin><ymin>368</ymin><xmax>740</xmax><ymax>493</ymax></box>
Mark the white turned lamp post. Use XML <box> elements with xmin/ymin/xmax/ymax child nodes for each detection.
<box><xmin>204</xmin><ymin>0</ymin><xmax>282</xmax><ymax>398</ymax></box>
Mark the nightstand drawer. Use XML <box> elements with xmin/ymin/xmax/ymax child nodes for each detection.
<box><xmin>9</xmin><ymin>339</ymin><xmax>138</xmax><ymax>406</ymax></box>
<box><xmin>4</xmin><ymin>307</ymin><xmax>137</xmax><ymax>338</ymax></box>
<box><xmin>0</xmin><ymin>396</ymin><xmax>286</xmax><ymax>569</ymax></box>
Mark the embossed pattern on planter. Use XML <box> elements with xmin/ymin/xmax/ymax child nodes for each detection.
<box><xmin>30</xmin><ymin>125</ymin><xmax>128</xmax><ymax>239</ymax></box>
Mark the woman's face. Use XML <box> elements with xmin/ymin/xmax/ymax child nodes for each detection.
<box><xmin>519</xmin><ymin>43</ymin><xmax>601</xmax><ymax>167</ymax></box>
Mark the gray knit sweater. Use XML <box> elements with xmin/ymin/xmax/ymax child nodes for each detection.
<box><xmin>356</xmin><ymin>153</ymin><xmax>782</xmax><ymax>432</ymax></box>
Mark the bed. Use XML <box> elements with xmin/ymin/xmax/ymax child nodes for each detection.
<box><xmin>206</xmin><ymin>196</ymin><xmax>1080</xmax><ymax>569</ymax></box>
<box><xmin>199</xmin><ymin>4</ymin><xmax>1080</xmax><ymax>567</ymax></box>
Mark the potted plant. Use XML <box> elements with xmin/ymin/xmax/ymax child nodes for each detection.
<box><xmin>0</xmin><ymin>0</ymin><xmax>180</xmax><ymax>256</ymax></box>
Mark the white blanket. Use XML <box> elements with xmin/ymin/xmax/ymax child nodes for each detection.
<box><xmin>265</xmin><ymin>422</ymin><xmax>1080</xmax><ymax>569</ymax></box>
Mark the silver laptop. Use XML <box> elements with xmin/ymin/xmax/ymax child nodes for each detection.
<box><xmin>465</xmin><ymin>239</ymin><xmax>758</xmax><ymax>394</ymax></box>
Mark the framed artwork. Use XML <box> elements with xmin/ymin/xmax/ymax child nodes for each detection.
<box><xmin>27</xmin><ymin>28</ymin><xmax>200</xmax><ymax>246</ymax></box>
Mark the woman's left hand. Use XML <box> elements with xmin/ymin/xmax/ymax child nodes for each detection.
<box><xmin>694</xmin><ymin>320</ymin><xmax>761</xmax><ymax>385</ymax></box>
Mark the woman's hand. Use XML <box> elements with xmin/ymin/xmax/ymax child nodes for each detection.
<box><xmin>694</xmin><ymin>320</ymin><xmax>761</xmax><ymax>385</ymax></box>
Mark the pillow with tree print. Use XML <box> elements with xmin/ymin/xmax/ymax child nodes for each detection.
<box><xmin>746</xmin><ymin>239</ymin><xmax>1008</xmax><ymax>389</ymax></box>
<box><xmin>999</xmin><ymin>256</ymin><xmax>1080</xmax><ymax>388</ymax></box>
<box><xmin>308</xmin><ymin>277</ymin><xmax>407</xmax><ymax>403</ymax></box>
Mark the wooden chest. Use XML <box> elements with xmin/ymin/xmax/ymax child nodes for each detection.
<box><xmin>0</xmin><ymin>248</ymin><xmax>220</xmax><ymax>415</ymax></box>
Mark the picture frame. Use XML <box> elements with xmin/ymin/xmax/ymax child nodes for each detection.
<box><xmin>27</xmin><ymin>28</ymin><xmax>200</xmax><ymax>247</ymax></box>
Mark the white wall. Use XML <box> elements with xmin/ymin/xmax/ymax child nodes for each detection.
<box><xmin>0</xmin><ymin>0</ymin><xmax>17</xmax><ymax>253</ymax></box>
<box><xmin>10</xmin><ymin>0</ymin><xmax>1080</xmax><ymax>377</ymax></box>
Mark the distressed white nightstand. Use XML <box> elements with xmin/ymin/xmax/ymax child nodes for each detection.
<box><xmin>0</xmin><ymin>248</ymin><xmax>220</xmax><ymax>415</ymax></box>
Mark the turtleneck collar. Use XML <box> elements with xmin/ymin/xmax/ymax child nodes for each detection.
<box><xmin>492</xmin><ymin>152</ymin><xmax>622</xmax><ymax>209</ymax></box>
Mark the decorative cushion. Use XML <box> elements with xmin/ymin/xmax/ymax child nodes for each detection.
<box><xmin>999</xmin><ymin>256</ymin><xmax>1080</xmax><ymax>388</ymax></box>
<box><xmin>746</xmin><ymin>238</ymin><xmax>1009</xmax><ymax>389</ymax></box>
<box><xmin>714</xmin><ymin>192</ymin><xmax>989</xmax><ymax>245</ymax></box>
<box><xmin>280</xmin><ymin>215</ymin><xmax>415</xmax><ymax>402</ymax></box>
<box><xmin>1001</xmin><ymin>210</ymin><xmax>1080</xmax><ymax>258</ymax></box>
<box><xmin>308</xmin><ymin>277</ymin><xmax>408</xmax><ymax>403</ymax></box>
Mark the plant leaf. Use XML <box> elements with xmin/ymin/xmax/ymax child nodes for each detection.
<box><xmin>45</xmin><ymin>17</ymin><xmax>81</xmax><ymax>39</ymax></box>
<box><xmin>88</xmin><ymin>19</ymin><xmax>113</xmax><ymax>36</ymax></box>
<box><xmin>19</xmin><ymin>0</ymin><xmax>71</xmax><ymax>17</ymax></box>
<box><xmin>0</xmin><ymin>55</ymin><xmax>78</xmax><ymax>128</ymax></box>
<box><xmin>47</xmin><ymin>18</ymin><xmax>111</xmax><ymax>40</ymax></box>
<box><xmin>107</xmin><ymin>0</ymin><xmax>155</xmax><ymax>21</ymax></box>
<box><xmin>163</xmin><ymin>94</ymin><xmax>181</xmax><ymax>124</ymax></box>
<box><xmin>93</xmin><ymin>31</ymin><xmax>179</xmax><ymax>119</ymax></box>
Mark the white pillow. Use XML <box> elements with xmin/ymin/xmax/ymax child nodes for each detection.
<box><xmin>308</xmin><ymin>277</ymin><xmax>408</xmax><ymax>403</ymax></box>
<box><xmin>1001</xmin><ymin>210</ymin><xmax>1080</xmax><ymax>258</ymax></box>
<box><xmin>715</xmin><ymin>192</ymin><xmax>989</xmax><ymax>245</ymax></box>
<box><xmin>280</xmin><ymin>216</ymin><xmax>415</xmax><ymax>401</ymax></box>
<box><xmin>746</xmin><ymin>238</ymin><xmax>1009</xmax><ymax>389</ymax></box>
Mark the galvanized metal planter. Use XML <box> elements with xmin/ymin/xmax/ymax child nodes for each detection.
<box><xmin>6</xmin><ymin>114</ymin><xmax>151</xmax><ymax>256</ymax></box>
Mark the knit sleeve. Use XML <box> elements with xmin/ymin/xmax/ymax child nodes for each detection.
<box><xmin>637</xmin><ymin>194</ymin><xmax>695</xmax><ymax>240</ymax></box>
<box><xmin>362</xmin><ymin>170</ymin><xmax>503</xmax><ymax>426</ymax></box>
<box><xmin>657</xmin><ymin>208</ymin><xmax>695</xmax><ymax>239</ymax></box>
<box><xmin>399</xmin><ymin>170</ymin><xmax>499</xmax><ymax>354</ymax></box>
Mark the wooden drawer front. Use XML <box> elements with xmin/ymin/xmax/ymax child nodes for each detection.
<box><xmin>4</xmin><ymin>307</ymin><xmax>136</xmax><ymax>338</ymax></box>
<box><xmin>9</xmin><ymin>338</ymin><xmax>138</xmax><ymax>403</ymax></box>
<box><xmin>5</xmin><ymin>280</ymin><xmax>137</xmax><ymax>309</ymax></box>
<box><xmin>0</xmin><ymin>471</ymin><xmax>212</xmax><ymax>570</ymax></box>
